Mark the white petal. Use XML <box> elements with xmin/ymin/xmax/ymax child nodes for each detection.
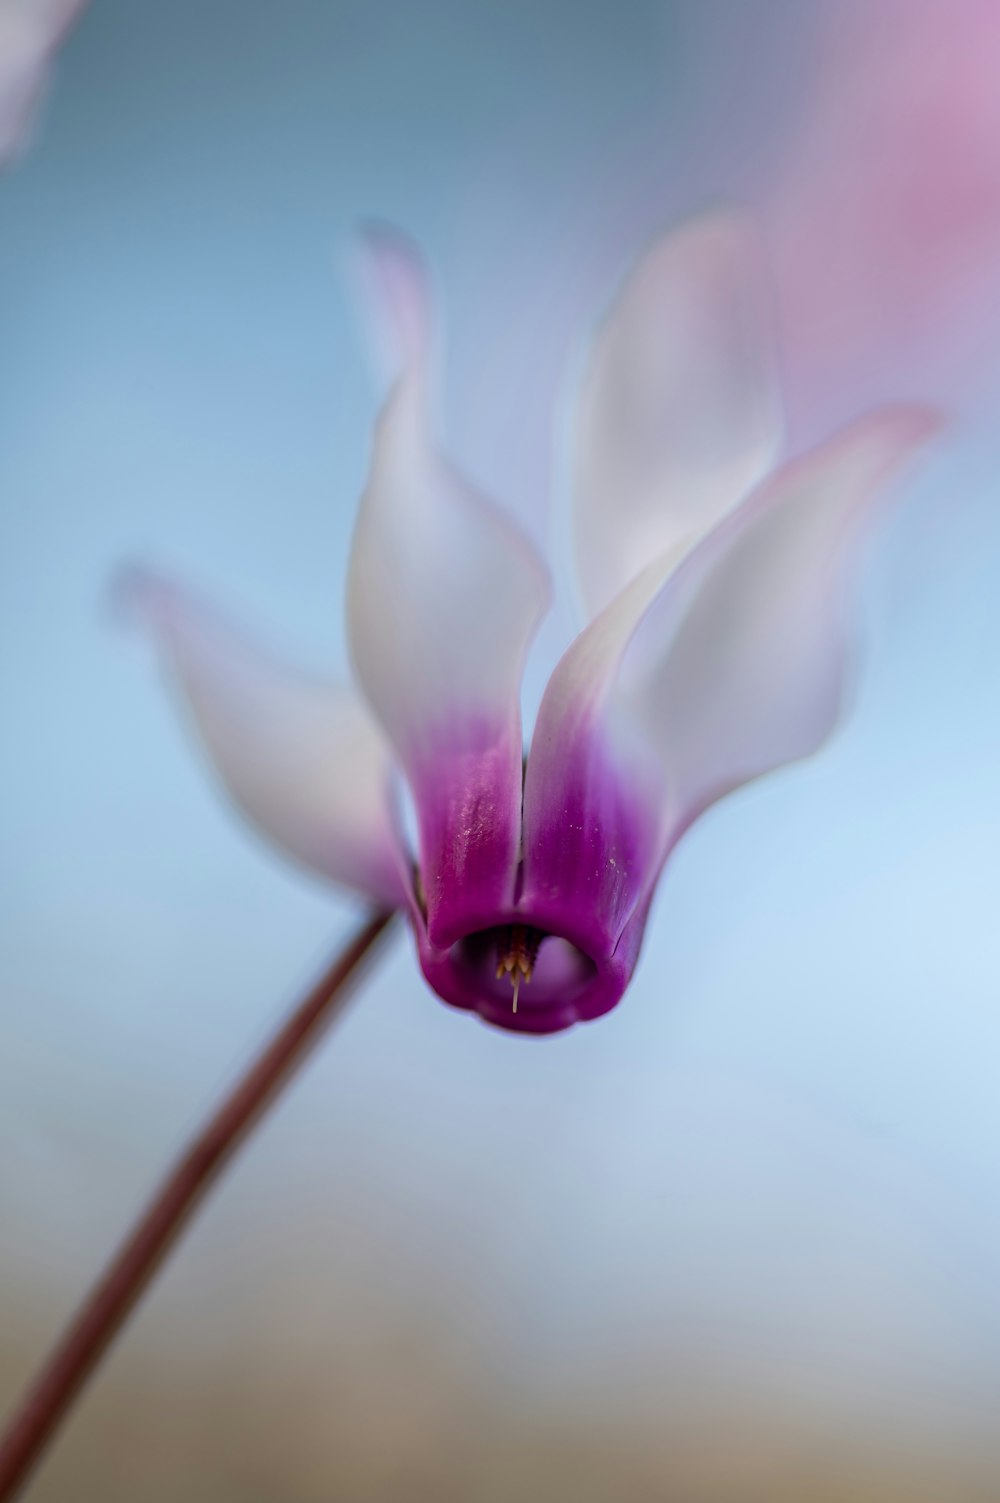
<box><xmin>120</xmin><ymin>569</ymin><xmax>406</xmax><ymax>907</ymax></box>
<box><xmin>347</xmin><ymin>376</ymin><xmax>551</xmax><ymax>940</ymax></box>
<box><xmin>348</xmin><ymin>377</ymin><xmax>551</xmax><ymax>762</ymax></box>
<box><xmin>631</xmin><ymin>407</ymin><xmax>941</xmax><ymax>831</ymax></box>
<box><xmin>573</xmin><ymin>212</ymin><xmax>782</xmax><ymax>619</ymax></box>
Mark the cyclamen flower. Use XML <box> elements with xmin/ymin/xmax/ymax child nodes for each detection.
<box><xmin>127</xmin><ymin>215</ymin><xmax>936</xmax><ymax>1034</ymax></box>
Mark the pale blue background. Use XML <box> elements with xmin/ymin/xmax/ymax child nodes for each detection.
<box><xmin>2</xmin><ymin>1</ymin><xmax>1000</xmax><ymax>1491</ymax></box>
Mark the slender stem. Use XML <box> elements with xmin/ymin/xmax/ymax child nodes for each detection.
<box><xmin>0</xmin><ymin>909</ymin><xmax>396</xmax><ymax>1501</ymax></box>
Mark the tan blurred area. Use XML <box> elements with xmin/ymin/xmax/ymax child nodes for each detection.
<box><xmin>4</xmin><ymin>1034</ymin><xmax>1000</xmax><ymax>1503</ymax></box>
<box><xmin>3</xmin><ymin>1235</ymin><xmax>999</xmax><ymax>1503</ymax></box>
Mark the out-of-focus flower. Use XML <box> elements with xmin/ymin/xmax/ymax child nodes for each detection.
<box><xmin>766</xmin><ymin>0</ymin><xmax>1000</xmax><ymax>435</ymax></box>
<box><xmin>125</xmin><ymin>216</ymin><xmax>936</xmax><ymax>1034</ymax></box>
<box><xmin>0</xmin><ymin>0</ymin><xmax>85</xmax><ymax>165</ymax></box>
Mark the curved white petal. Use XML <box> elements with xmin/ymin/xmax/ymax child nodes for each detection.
<box><xmin>573</xmin><ymin>211</ymin><xmax>782</xmax><ymax>619</ymax></box>
<box><xmin>120</xmin><ymin>569</ymin><xmax>406</xmax><ymax>907</ymax></box>
<box><xmin>526</xmin><ymin>409</ymin><xmax>937</xmax><ymax>921</ymax></box>
<box><xmin>347</xmin><ymin>221</ymin><xmax>432</xmax><ymax>390</ymax></box>
<box><xmin>347</xmin><ymin>376</ymin><xmax>551</xmax><ymax>943</ymax></box>
<box><xmin>632</xmin><ymin>407</ymin><xmax>941</xmax><ymax>831</ymax></box>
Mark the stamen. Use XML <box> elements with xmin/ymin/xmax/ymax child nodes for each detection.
<box><xmin>495</xmin><ymin>924</ymin><xmax>545</xmax><ymax>1012</ymax></box>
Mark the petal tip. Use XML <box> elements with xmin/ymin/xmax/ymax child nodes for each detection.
<box><xmin>109</xmin><ymin>562</ymin><xmax>167</xmax><ymax>632</ymax></box>
<box><xmin>109</xmin><ymin>563</ymin><xmax>202</xmax><ymax>647</ymax></box>
<box><xmin>346</xmin><ymin>219</ymin><xmax>431</xmax><ymax>379</ymax></box>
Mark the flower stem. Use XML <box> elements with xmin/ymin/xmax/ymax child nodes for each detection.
<box><xmin>0</xmin><ymin>908</ymin><xmax>397</xmax><ymax>1501</ymax></box>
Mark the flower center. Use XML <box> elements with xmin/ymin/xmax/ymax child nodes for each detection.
<box><xmin>494</xmin><ymin>924</ymin><xmax>546</xmax><ymax>1014</ymax></box>
<box><xmin>444</xmin><ymin>923</ymin><xmax>598</xmax><ymax>1027</ymax></box>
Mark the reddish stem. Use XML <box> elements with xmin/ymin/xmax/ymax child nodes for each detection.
<box><xmin>0</xmin><ymin>909</ymin><xmax>396</xmax><ymax>1500</ymax></box>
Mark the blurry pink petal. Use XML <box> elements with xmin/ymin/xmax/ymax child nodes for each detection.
<box><xmin>573</xmin><ymin>212</ymin><xmax>781</xmax><ymax>619</ymax></box>
<box><xmin>346</xmin><ymin>375</ymin><xmax>551</xmax><ymax>947</ymax></box>
<box><xmin>0</xmin><ymin>0</ymin><xmax>85</xmax><ymax>164</ymax></box>
<box><xmin>121</xmin><ymin>569</ymin><xmax>406</xmax><ymax>908</ymax></box>
<box><xmin>768</xmin><ymin>0</ymin><xmax>1000</xmax><ymax>433</ymax></box>
<box><xmin>630</xmin><ymin>408</ymin><xmax>940</xmax><ymax>836</ymax></box>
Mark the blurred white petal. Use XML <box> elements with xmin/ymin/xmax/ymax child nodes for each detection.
<box><xmin>573</xmin><ymin>211</ymin><xmax>782</xmax><ymax>619</ymax></box>
<box><xmin>121</xmin><ymin>569</ymin><xmax>406</xmax><ymax>908</ymax></box>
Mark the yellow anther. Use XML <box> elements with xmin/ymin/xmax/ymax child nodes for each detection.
<box><xmin>495</xmin><ymin>924</ymin><xmax>544</xmax><ymax>1012</ymax></box>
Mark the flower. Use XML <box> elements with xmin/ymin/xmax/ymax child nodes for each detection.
<box><xmin>124</xmin><ymin>215</ymin><xmax>937</xmax><ymax>1035</ymax></box>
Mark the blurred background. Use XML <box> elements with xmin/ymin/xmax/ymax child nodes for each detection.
<box><xmin>3</xmin><ymin>1</ymin><xmax>1000</xmax><ymax>1498</ymax></box>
